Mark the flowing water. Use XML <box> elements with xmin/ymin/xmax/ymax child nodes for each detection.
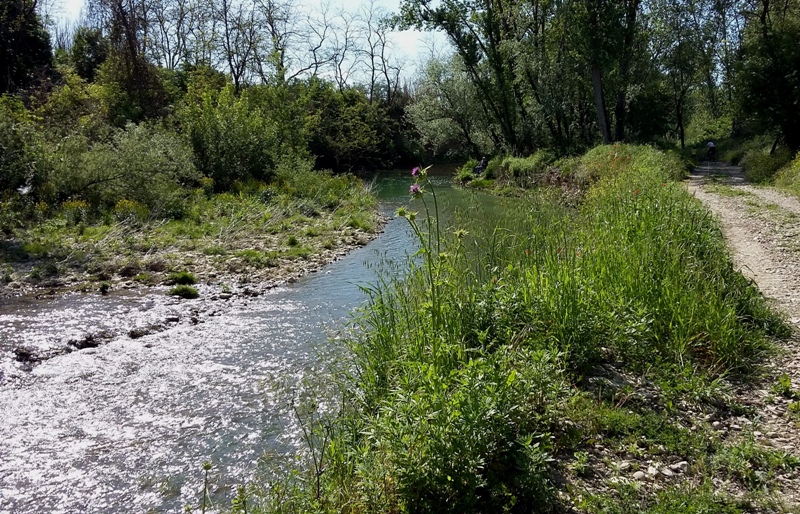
<box><xmin>0</xmin><ymin>175</ymin><xmax>462</xmax><ymax>513</ymax></box>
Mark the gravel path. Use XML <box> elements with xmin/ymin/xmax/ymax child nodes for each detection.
<box><xmin>688</xmin><ymin>161</ymin><xmax>800</xmax><ymax>506</ymax></box>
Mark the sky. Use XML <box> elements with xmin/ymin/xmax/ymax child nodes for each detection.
<box><xmin>53</xmin><ymin>0</ymin><xmax>449</xmax><ymax>77</ymax></box>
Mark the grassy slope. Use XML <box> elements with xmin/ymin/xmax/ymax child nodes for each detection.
<box><xmin>247</xmin><ymin>145</ymin><xmax>795</xmax><ymax>513</ymax></box>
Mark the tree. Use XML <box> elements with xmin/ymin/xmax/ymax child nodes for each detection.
<box><xmin>70</xmin><ymin>26</ymin><xmax>110</xmax><ymax>81</ymax></box>
<box><xmin>0</xmin><ymin>0</ymin><xmax>53</xmax><ymax>93</ymax></box>
<box><xmin>738</xmin><ymin>0</ymin><xmax>800</xmax><ymax>151</ymax></box>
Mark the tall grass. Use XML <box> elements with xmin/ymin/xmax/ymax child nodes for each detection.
<box><xmin>254</xmin><ymin>145</ymin><xmax>786</xmax><ymax>513</ymax></box>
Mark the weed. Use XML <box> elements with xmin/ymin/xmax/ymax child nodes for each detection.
<box><xmin>99</xmin><ymin>281</ymin><xmax>110</xmax><ymax>294</ymax></box>
<box><xmin>168</xmin><ymin>285</ymin><xmax>199</xmax><ymax>299</ymax></box>
<box><xmin>286</xmin><ymin>235</ymin><xmax>299</xmax><ymax>247</ymax></box>
<box><xmin>705</xmin><ymin>184</ymin><xmax>753</xmax><ymax>197</ymax></box>
<box><xmin>168</xmin><ymin>271</ymin><xmax>197</xmax><ymax>285</ymax></box>
<box><xmin>202</xmin><ymin>245</ymin><xmax>226</xmax><ymax>256</ymax></box>
<box><xmin>772</xmin><ymin>374</ymin><xmax>799</xmax><ymax>399</ymax></box>
<box><xmin>572</xmin><ymin>451</ymin><xmax>591</xmax><ymax>477</ymax></box>
<box><xmin>133</xmin><ymin>273</ymin><xmax>152</xmax><ymax>283</ymax></box>
<box><xmin>714</xmin><ymin>436</ymin><xmax>800</xmax><ymax>491</ymax></box>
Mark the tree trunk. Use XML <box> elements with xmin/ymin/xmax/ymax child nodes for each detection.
<box><xmin>591</xmin><ymin>63</ymin><xmax>612</xmax><ymax>144</ymax></box>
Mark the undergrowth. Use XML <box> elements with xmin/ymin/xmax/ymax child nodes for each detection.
<box><xmin>249</xmin><ymin>145</ymin><xmax>790</xmax><ymax>513</ymax></box>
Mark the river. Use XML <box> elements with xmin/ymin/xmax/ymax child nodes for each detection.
<box><xmin>0</xmin><ymin>175</ymin><xmax>460</xmax><ymax>513</ymax></box>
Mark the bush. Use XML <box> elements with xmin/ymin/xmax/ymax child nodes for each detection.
<box><xmin>112</xmin><ymin>199</ymin><xmax>149</xmax><ymax>223</ymax></box>
<box><xmin>774</xmin><ymin>153</ymin><xmax>800</xmax><ymax>197</ymax></box>
<box><xmin>0</xmin><ymin>96</ymin><xmax>46</xmax><ymax>195</ymax></box>
<box><xmin>168</xmin><ymin>271</ymin><xmax>197</xmax><ymax>285</ymax></box>
<box><xmin>456</xmin><ymin>159</ymin><xmax>479</xmax><ymax>182</ymax></box>
<box><xmin>46</xmin><ymin>123</ymin><xmax>198</xmax><ymax>217</ymax></box>
<box><xmin>741</xmin><ymin>146</ymin><xmax>793</xmax><ymax>183</ymax></box>
<box><xmin>168</xmin><ymin>285</ymin><xmax>199</xmax><ymax>298</ymax></box>
<box><xmin>179</xmin><ymin>84</ymin><xmax>282</xmax><ymax>190</ymax></box>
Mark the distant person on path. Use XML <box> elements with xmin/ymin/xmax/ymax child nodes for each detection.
<box><xmin>706</xmin><ymin>141</ymin><xmax>716</xmax><ymax>161</ymax></box>
<box><xmin>474</xmin><ymin>156</ymin><xmax>488</xmax><ymax>175</ymax></box>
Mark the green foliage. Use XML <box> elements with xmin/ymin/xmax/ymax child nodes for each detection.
<box><xmin>0</xmin><ymin>0</ymin><xmax>53</xmax><ymax>93</ymax></box>
<box><xmin>740</xmin><ymin>146</ymin><xmax>793</xmax><ymax>183</ymax></box>
<box><xmin>738</xmin><ymin>1</ymin><xmax>800</xmax><ymax>151</ymax></box>
<box><xmin>259</xmin><ymin>145</ymin><xmax>786</xmax><ymax>511</ymax></box>
<box><xmin>46</xmin><ymin>122</ymin><xmax>198</xmax><ymax>217</ymax></box>
<box><xmin>714</xmin><ymin>437</ymin><xmax>800</xmax><ymax>491</ymax></box>
<box><xmin>168</xmin><ymin>271</ymin><xmax>197</xmax><ymax>285</ymax></box>
<box><xmin>113</xmin><ymin>199</ymin><xmax>149</xmax><ymax>223</ymax></box>
<box><xmin>179</xmin><ymin>84</ymin><xmax>282</xmax><ymax>190</ymax></box>
<box><xmin>772</xmin><ymin>374</ymin><xmax>799</xmax><ymax>400</ymax></box>
<box><xmin>0</xmin><ymin>96</ymin><xmax>45</xmax><ymax>194</ymax></box>
<box><xmin>774</xmin><ymin>152</ymin><xmax>800</xmax><ymax>198</ymax></box>
<box><xmin>69</xmin><ymin>27</ymin><xmax>109</xmax><ymax>82</ymax></box>
<box><xmin>168</xmin><ymin>285</ymin><xmax>199</xmax><ymax>299</ymax></box>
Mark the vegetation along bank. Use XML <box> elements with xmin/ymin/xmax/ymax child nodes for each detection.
<box><xmin>244</xmin><ymin>145</ymin><xmax>798</xmax><ymax>513</ymax></box>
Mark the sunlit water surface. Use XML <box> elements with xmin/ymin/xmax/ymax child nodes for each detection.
<box><xmin>0</xmin><ymin>175</ymin><xmax>467</xmax><ymax>513</ymax></box>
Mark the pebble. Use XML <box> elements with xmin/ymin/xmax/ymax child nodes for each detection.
<box><xmin>647</xmin><ymin>465</ymin><xmax>659</xmax><ymax>477</ymax></box>
<box><xmin>669</xmin><ymin>461</ymin><xmax>689</xmax><ymax>473</ymax></box>
<box><xmin>712</xmin><ymin>421</ymin><xmax>723</xmax><ymax>429</ymax></box>
<box><xmin>730</xmin><ymin>424</ymin><xmax>742</xmax><ymax>431</ymax></box>
<box><xmin>633</xmin><ymin>471</ymin><xmax>646</xmax><ymax>480</ymax></box>
<box><xmin>618</xmin><ymin>461</ymin><xmax>632</xmax><ymax>472</ymax></box>
<box><xmin>660</xmin><ymin>467</ymin><xmax>674</xmax><ymax>477</ymax></box>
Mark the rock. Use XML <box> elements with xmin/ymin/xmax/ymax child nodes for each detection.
<box><xmin>633</xmin><ymin>471</ymin><xmax>646</xmax><ymax>480</ymax></box>
<box><xmin>13</xmin><ymin>346</ymin><xmax>38</xmax><ymax>362</ymax></box>
<box><xmin>660</xmin><ymin>467</ymin><xmax>674</xmax><ymax>477</ymax></box>
<box><xmin>672</xmin><ymin>461</ymin><xmax>689</xmax><ymax>473</ymax></box>
<box><xmin>647</xmin><ymin>465</ymin><xmax>659</xmax><ymax>477</ymax></box>
<box><xmin>712</xmin><ymin>421</ymin><xmax>723</xmax><ymax>429</ymax></box>
<box><xmin>618</xmin><ymin>461</ymin><xmax>632</xmax><ymax>472</ymax></box>
<box><xmin>166</xmin><ymin>316</ymin><xmax>180</xmax><ymax>323</ymax></box>
<box><xmin>128</xmin><ymin>324</ymin><xmax>162</xmax><ymax>339</ymax></box>
<box><xmin>219</xmin><ymin>293</ymin><xmax>233</xmax><ymax>300</ymax></box>
<box><xmin>730</xmin><ymin>423</ymin><xmax>742</xmax><ymax>431</ymax></box>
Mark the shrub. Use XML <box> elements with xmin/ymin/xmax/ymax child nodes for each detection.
<box><xmin>46</xmin><ymin>123</ymin><xmax>198</xmax><ymax>217</ymax></box>
<box><xmin>0</xmin><ymin>96</ymin><xmax>47</xmax><ymax>196</ymax></box>
<box><xmin>179</xmin><ymin>85</ymin><xmax>281</xmax><ymax>190</ymax></box>
<box><xmin>113</xmin><ymin>199</ymin><xmax>149</xmax><ymax>223</ymax></box>
<box><xmin>741</xmin><ymin>146</ymin><xmax>793</xmax><ymax>183</ymax></box>
<box><xmin>455</xmin><ymin>160</ymin><xmax>479</xmax><ymax>184</ymax></box>
<box><xmin>499</xmin><ymin>151</ymin><xmax>557</xmax><ymax>187</ymax></box>
<box><xmin>61</xmin><ymin>199</ymin><xmax>91</xmax><ymax>225</ymax></box>
<box><xmin>483</xmin><ymin>155</ymin><xmax>503</xmax><ymax>179</ymax></box>
<box><xmin>774</xmin><ymin>153</ymin><xmax>800</xmax><ymax>197</ymax></box>
<box><xmin>168</xmin><ymin>271</ymin><xmax>197</xmax><ymax>285</ymax></box>
<box><xmin>168</xmin><ymin>285</ymin><xmax>199</xmax><ymax>299</ymax></box>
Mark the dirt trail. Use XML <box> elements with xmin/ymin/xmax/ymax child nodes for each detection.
<box><xmin>688</xmin><ymin>161</ymin><xmax>800</xmax><ymax>505</ymax></box>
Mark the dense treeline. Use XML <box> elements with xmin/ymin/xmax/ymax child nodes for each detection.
<box><xmin>403</xmin><ymin>0</ymin><xmax>800</xmax><ymax>159</ymax></box>
<box><xmin>2</xmin><ymin>0</ymin><xmax>799</xmax><ymax>197</ymax></box>
<box><xmin>0</xmin><ymin>0</ymin><xmax>419</xmax><ymax>227</ymax></box>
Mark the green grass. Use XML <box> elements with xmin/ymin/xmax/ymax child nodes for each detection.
<box><xmin>705</xmin><ymin>184</ymin><xmax>753</xmax><ymax>197</ymax></box>
<box><xmin>168</xmin><ymin>284</ymin><xmax>199</xmax><ymax>299</ymax></box>
<box><xmin>0</xmin><ymin>169</ymin><xmax>379</xmax><ymax>282</ymax></box>
<box><xmin>168</xmin><ymin>271</ymin><xmax>197</xmax><ymax>285</ymax></box>
<box><xmin>250</xmin><ymin>145</ymin><xmax>790</xmax><ymax>512</ymax></box>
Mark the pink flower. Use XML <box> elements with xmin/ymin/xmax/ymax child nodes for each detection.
<box><xmin>409</xmin><ymin>184</ymin><xmax>423</xmax><ymax>197</ymax></box>
<box><xmin>411</xmin><ymin>166</ymin><xmax>420</xmax><ymax>177</ymax></box>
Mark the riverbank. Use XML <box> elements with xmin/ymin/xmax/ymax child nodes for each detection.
<box><xmin>252</xmin><ymin>145</ymin><xmax>797</xmax><ymax>513</ymax></box>
<box><xmin>1</xmin><ymin>171</ymin><xmax>387</xmax><ymax>368</ymax></box>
